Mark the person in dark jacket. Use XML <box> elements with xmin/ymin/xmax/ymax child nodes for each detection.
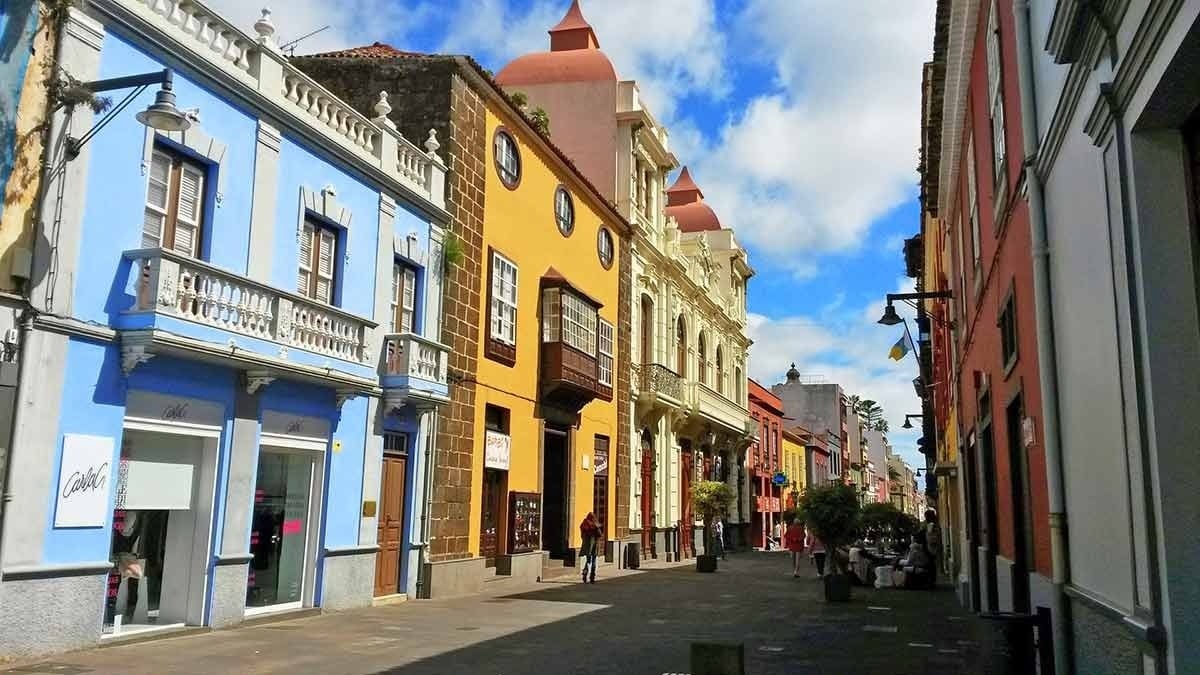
<box><xmin>580</xmin><ymin>512</ymin><xmax>601</xmax><ymax>584</ymax></box>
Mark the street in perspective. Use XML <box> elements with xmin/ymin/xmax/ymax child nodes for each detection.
<box><xmin>0</xmin><ymin>1</ymin><xmax>1195</xmax><ymax>674</ymax></box>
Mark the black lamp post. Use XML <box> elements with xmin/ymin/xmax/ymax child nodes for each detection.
<box><xmin>876</xmin><ymin>290</ymin><xmax>953</xmax><ymax>326</ymax></box>
<box><xmin>65</xmin><ymin>68</ymin><xmax>191</xmax><ymax>160</ymax></box>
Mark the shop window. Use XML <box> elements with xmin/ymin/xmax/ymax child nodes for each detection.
<box><xmin>247</xmin><ymin>450</ymin><xmax>316</xmax><ymax>610</ymax></box>
<box><xmin>298</xmin><ymin>218</ymin><xmax>338</xmax><ymax>305</ymax></box>
<box><xmin>143</xmin><ymin>147</ymin><xmax>206</xmax><ymax>257</ymax></box>
<box><xmin>391</xmin><ymin>262</ymin><xmax>418</xmax><ymax>334</ymax></box>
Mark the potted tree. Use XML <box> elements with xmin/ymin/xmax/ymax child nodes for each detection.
<box><xmin>690</xmin><ymin>480</ymin><xmax>734</xmax><ymax>573</ymax></box>
<box><xmin>797</xmin><ymin>482</ymin><xmax>861</xmax><ymax>601</ymax></box>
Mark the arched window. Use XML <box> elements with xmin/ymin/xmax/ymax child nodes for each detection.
<box><xmin>640</xmin><ymin>295</ymin><xmax>654</xmax><ymax>366</ymax></box>
<box><xmin>734</xmin><ymin>366</ymin><xmax>742</xmax><ymax>402</ymax></box>
<box><xmin>716</xmin><ymin>346</ymin><xmax>725</xmax><ymax>395</ymax></box>
<box><xmin>676</xmin><ymin>316</ymin><xmax>687</xmax><ymax>375</ymax></box>
<box><xmin>697</xmin><ymin>333</ymin><xmax>707</xmax><ymax>385</ymax></box>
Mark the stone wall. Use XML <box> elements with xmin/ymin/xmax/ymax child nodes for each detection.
<box><xmin>293</xmin><ymin>56</ymin><xmax>485</xmax><ymax>561</ymax></box>
<box><xmin>615</xmin><ymin>234</ymin><xmax>632</xmax><ymax>538</ymax></box>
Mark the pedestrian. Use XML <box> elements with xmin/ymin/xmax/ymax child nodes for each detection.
<box><xmin>712</xmin><ymin>518</ymin><xmax>727</xmax><ymax>560</ymax></box>
<box><xmin>923</xmin><ymin>509</ymin><xmax>942</xmax><ymax>576</ymax></box>
<box><xmin>772</xmin><ymin>520</ymin><xmax>782</xmax><ymax>551</ymax></box>
<box><xmin>806</xmin><ymin>530</ymin><xmax>827</xmax><ymax>577</ymax></box>
<box><xmin>784</xmin><ymin>517</ymin><xmax>806</xmax><ymax>577</ymax></box>
<box><xmin>579</xmin><ymin>512</ymin><xmax>601</xmax><ymax>584</ymax></box>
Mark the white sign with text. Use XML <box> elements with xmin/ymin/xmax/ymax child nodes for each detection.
<box><xmin>55</xmin><ymin>434</ymin><xmax>115</xmax><ymax>528</ymax></box>
<box><xmin>484</xmin><ymin>431</ymin><xmax>511</xmax><ymax>470</ymax></box>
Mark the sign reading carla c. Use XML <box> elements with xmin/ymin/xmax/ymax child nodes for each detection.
<box><xmin>484</xmin><ymin>430</ymin><xmax>510</xmax><ymax>470</ymax></box>
<box><xmin>55</xmin><ymin>434</ymin><xmax>115</xmax><ymax>528</ymax></box>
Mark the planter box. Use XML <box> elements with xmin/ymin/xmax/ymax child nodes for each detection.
<box><xmin>824</xmin><ymin>573</ymin><xmax>852</xmax><ymax>601</ymax></box>
<box><xmin>696</xmin><ymin>554</ymin><xmax>718</xmax><ymax>573</ymax></box>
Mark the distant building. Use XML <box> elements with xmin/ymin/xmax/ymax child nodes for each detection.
<box><xmin>772</xmin><ymin>365</ymin><xmax>845</xmax><ymax>482</ymax></box>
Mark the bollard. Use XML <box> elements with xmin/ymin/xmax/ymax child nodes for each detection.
<box><xmin>691</xmin><ymin>641</ymin><xmax>745</xmax><ymax>675</ymax></box>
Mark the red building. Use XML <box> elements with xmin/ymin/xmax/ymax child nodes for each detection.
<box><xmin>920</xmin><ymin>0</ymin><xmax>1051</xmax><ymax>618</ymax></box>
<box><xmin>747</xmin><ymin>380</ymin><xmax>784</xmax><ymax>549</ymax></box>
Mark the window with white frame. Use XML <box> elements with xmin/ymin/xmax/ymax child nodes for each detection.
<box><xmin>391</xmin><ymin>263</ymin><xmax>417</xmax><ymax>334</ymax></box>
<box><xmin>598</xmin><ymin>318</ymin><xmax>614</xmax><ymax>388</ymax></box>
<box><xmin>298</xmin><ymin>219</ymin><xmax>337</xmax><ymax>304</ymax></box>
<box><xmin>561</xmin><ymin>291</ymin><xmax>596</xmax><ymax>355</ymax></box>
<box><xmin>542</xmin><ymin>289</ymin><xmax>560</xmax><ymax>343</ymax></box>
<box><xmin>986</xmin><ymin>0</ymin><xmax>1007</xmax><ymax>184</ymax></box>
<box><xmin>967</xmin><ymin>135</ymin><xmax>981</xmax><ymax>274</ymax></box>
<box><xmin>143</xmin><ymin>148</ymin><xmax>206</xmax><ymax>257</ymax></box>
<box><xmin>490</xmin><ymin>252</ymin><xmax>518</xmax><ymax>346</ymax></box>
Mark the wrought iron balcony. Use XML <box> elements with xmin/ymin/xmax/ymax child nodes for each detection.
<box><xmin>126</xmin><ymin>248</ymin><xmax>372</xmax><ymax>364</ymax></box>
<box><xmin>638</xmin><ymin>363</ymin><xmax>683</xmax><ymax>407</ymax></box>
<box><xmin>383</xmin><ymin>332</ymin><xmax>450</xmax><ymax>410</ymax></box>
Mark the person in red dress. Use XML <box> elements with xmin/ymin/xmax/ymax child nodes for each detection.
<box><xmin>784</xmin><ymin>517</ymin><xmax>807</xmax><ymax>578</ymax></box>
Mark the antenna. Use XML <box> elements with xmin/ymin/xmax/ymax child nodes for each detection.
<box><xmin>280</xmin><ymin>25</ymin><xmax>330</xmax><ymax>57</ymax></box>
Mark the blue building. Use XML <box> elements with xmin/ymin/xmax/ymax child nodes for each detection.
<box><xmin>0</xmin><ymin>1</ymin><xmax>450</xmax><ymax>658</ymax></box>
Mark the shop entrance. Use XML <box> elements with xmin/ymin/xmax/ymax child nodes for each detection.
<box><xmin>542</xmin><ymin>427</ymin><xmax>570</xmax><ymax>559</ymax></box>
<box><xmin>104</xmin><ymin>427</ymin><xmax>218</xmax><ymax>637</ymax></box>
<box><xmin>374</xmin><ymin>433</ymin><xmax>408</xmax><ymax>597</ymax></box>
<box><xmin>246</xmin><ymin>447</ymin><xmax>321</xmax><ymax>613</ymax></box>
<box><xmin>480</xmin><ymin>468</ymin><xmax>506</xmax><ymax>566</ymax></box>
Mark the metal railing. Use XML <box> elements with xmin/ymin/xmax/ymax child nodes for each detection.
<box><xmin>639</xmin><ymin>363</ymin><xmax>683</xmax><ymax>400</ymax></box>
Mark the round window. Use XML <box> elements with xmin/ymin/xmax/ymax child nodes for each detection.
<box><xmin>493</xmin><ymin>128</ymin><xmax>521</xmax><ymax>189</ymax></box>
<box><xmin>554</xmin><ymin>186</ymin><xmax>574</xmax><ymax>236</ymax></box>
<box><xmin>597</xmin><ymin>227</ymin><xmax>614</xmax><ymax>269</ymax></box>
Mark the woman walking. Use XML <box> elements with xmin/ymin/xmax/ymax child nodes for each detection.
<box><xmin>806</xmin><ymin>529</ymin><xmax>827</xmax><ymax>577</ymax></box>
<box><xmin>784</xmin><ymin>517</ymin><xmax>806</xmax><ymax>578</ymax></box>
<box><xmin>580</xmin><ymin>512</ymin><xmax>601</xmax><ymax>584</ymax></box>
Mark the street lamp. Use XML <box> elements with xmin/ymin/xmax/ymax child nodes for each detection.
<box><xmin>65</xmin><ymin>68</ymin><xmax>191</xmax><ymax>159</ymax></box>
<box><xmin>901</xmin><ymin>414</ymin><xmax>923</xmax><ymax>429</ymax></box>
<box><xmin>876</xmin><ymin>291</ymin><xmax>953</xmax><ymax>326</ymax></box>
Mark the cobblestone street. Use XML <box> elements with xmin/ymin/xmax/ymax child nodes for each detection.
<box><xmin>4</xmin><ymin>553</ymin><xmax>992</xmax><ymax>675</ymax></box>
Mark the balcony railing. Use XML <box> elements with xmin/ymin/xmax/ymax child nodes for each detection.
<box><xmin>693</xmin><ymin>383</ymin><xmax>749</xmax><ymax>432</ymax></box>
<box><xmin>384</xmin><ymin>333</ymin><xmax>448</xmax><ymax>383</ymax></box>
<box><xmin>127</xmin><ymin>248</ymin><xmax>371</xmax><ymax>364</ymax></box>
<box><xmin>639</xmin><ymin>363</ymin><xmax>683</xmax><ymax>401</ymax></box>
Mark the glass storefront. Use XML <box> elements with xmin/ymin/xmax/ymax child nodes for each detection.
<box><xmin>247</xmin><ymin>450</ymin><xmax>314</xmax><ymax>609</ymax></box>
<box><xmin>104</xmin><ymin>431</ymin><xmax>204</xmax><ymax>635</ymax></box>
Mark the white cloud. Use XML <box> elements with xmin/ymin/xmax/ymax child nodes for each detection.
<box><xmin>688</xmin><ymin>1</ymin><xmax>935</xmax><ymax>274</ymax></box>
<box><xmin>747</xmin><ymin>277</ymin><xmax>928</xmax><ymax>469</ymax></box>
<box><xmin>436</xmin><ymin>0</ymin><xmax>728</xmax><ymax>120</ymax></box>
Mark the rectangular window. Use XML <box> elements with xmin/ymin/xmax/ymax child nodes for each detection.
<box><xmin>560</xmin><ymin>291</ymin><xmax>596</xmax><ymax>355</ymax></box>
<box><xmin>999</xmin><ymin>292</ymin><xmax>1018</xmax><ymax>370</ymax></box>
<box><xmin>383</xmin><ymin>432</ymin><xmax>409</xmax><ymax>455</ymax></box>
<box><xmin>967</xmin><ymin>136</ymin><xmax>982</xmax><ymax>277</ymax></box>
<box><xmin>298</xmin><ymin>219</ymin><xmax>337</xmax><ymax>304</ymax></box>
<box><xmin>391</xmin><ymin>263</ymin><xmax>417</xmax><ymax>334</ymax></box>
<box><xmin>490</xmin><ymin>252</ymin><xmax>518</xmax><ymax>346</ymax></box>
<box><xmin>143</xmin><ymin>148</ymin><xmax>206</xmax><ymax>257</ymax></box>
<box><xmin>598</xmin><ymin>318</ymin><xmax>614</xmax><ymax>388</ymax></box>
<box><xmin>986</xmin><ymin>0</ymin><xmax>1007</xmax><ymax>184</ymax></box>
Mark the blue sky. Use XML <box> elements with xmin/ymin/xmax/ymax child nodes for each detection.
<box><xmin>216</xmin><ymin>1</ymin><xmax>936</xmax><ymax>468</ymax></box>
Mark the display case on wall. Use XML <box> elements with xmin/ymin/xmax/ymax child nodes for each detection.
<box><xmin>508</xmin><ymin>491</ymin><xmax>541</xmax><ymax>554</ymax></box>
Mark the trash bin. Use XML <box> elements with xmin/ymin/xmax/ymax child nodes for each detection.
<box><xmin>978</xmin><ymin>612</ymin><xmax>1038</xmax><ymax>675</ymax></box>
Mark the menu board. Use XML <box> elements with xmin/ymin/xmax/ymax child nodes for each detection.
<box><xmin>508</xmin><ymin>491</ymin><xmax>541</xmax><ymax>555</ymax></box>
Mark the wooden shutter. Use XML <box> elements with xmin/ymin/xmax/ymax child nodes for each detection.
<box><xmin>315</xmin><ymin>228</ymin><xmax>336</xmax><ymax>303</ymax></box>
<box><xmin>298</xmin><ymin>221</ymin><xmax>314</xmax><ymax>295</ymax></box>
<box><xmin>142</xmin><ymin>152</ymin><xmax>171</xmax><ymax>248</ymax></box>
<box><xmin>400</xmin><ymin>267</ymin><xmax>416</xmax><ymax>333</ymax></box>
<box><xmin>172</xmin><ymin>163</ymin><xmax>204</xmax><ymax>256</ymax></box>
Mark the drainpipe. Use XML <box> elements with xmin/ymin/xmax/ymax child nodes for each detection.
<box><xmin>0</xmin><ymin>309</ymin><xmax>32</xmax><ymax>574</ymax></box>
<box><xmin>1013</xmin><ymin>3</ymin><xmax>1072</xmax><ymax>673</ymax></box>
<box><xmin>414</xmin><ymin>407</ymin><xmax>438</xmax><ymax>597</ymax></box>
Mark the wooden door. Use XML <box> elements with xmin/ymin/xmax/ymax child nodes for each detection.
<box><xmin>641</xmin><ymin>441</ymin><xmax>654</xmax><ymax>556</ymax></box>
<box><xmin>480</xmin><ymin>469</ymin><xmax>503</xmax><ymax>566</ymax></box>
<box><xmin>374</xmin><ymin>454</ymin><xmax>407</xmax><ymax>597</ymax></box>
<box><xmin>680</xmin><ymin>444</ymin><xmax>693</xmax><ymax>558</ymax></box>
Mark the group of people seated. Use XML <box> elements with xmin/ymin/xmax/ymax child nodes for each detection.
<box><xmin>844</xmin><ymin>509</ymin><xmax>942</xmax><ymax>590</ymax></box>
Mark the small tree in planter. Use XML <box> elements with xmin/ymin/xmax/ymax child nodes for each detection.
<box><xmin>690</xmin><ymin>480</ymin><xmax>734</xmax><ymax>573</ymax></box>
<box><xmin>797</xmin><ymin>482</ymin><xmax>861</xmax><ymax>600</ymax></box>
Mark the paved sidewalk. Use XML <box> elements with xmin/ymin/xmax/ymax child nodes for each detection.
<box><xmin>3</xmin><ymin>553</ymin><xmax>995</xmax><ymax>674</ymax></box>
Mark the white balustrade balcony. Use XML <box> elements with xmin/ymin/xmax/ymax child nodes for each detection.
<box><xmin>692</xmin><ymin>382</ymin><xmax>750</xmax><ymax>435</ymax></box>
<box><xmin>126</xmin><ymin>248</ymin><xmax>373</xmax><ymax>365</ymax></box>
<box><xmin>382</xmin><ymin>332</ymin><xmax>450</xmax><ymax>410</ymax></box>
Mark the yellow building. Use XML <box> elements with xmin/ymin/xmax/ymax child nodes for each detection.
<box><xmin>468</xmin><ymin>98</ymin><xmax>629</xmax><ymax>572</ymax></box>
<box><xmin>781</xmin><ymin>428</ymin><xmax>807</xmax><ymax>509</ymax></box>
